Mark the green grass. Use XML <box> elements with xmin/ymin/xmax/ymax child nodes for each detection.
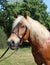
<box><xmin>0</xmin><ymin>47</ymin><xmax>36</xmax><ymax>65</ymax></box>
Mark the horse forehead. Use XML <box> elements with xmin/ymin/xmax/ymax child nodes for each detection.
<box><xmin>12</xmin><ymin>15</ymin><xmax>23</xmax><ymax>29</ymax></box>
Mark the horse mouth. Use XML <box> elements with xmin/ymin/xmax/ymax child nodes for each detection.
<box><xmin>9</xmin><ymin>44</ymin><xmax>19</xmax><ymax>50</ymax></box>
<box><xmin>7</xmin><ymin>40</ymin><xmax>23</xmax><ymax>50</ymax></box>
<box><xmin>7</xmin><ymin>42</ymin><xmax>19</xmax><ymax>50</ymax></box>
<box><xmin>10</xmin><ymin>46</ymin><xmax>18</xmax><ymax>50</ymax></box>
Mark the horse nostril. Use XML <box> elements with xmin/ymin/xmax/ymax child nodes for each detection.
<box><xmin>7</xmin><ymin>40</ymin><xmax>15</xmax><ymax>47</ymax></box>
<box><xmin>12</xmin><ymin>40</ymin><xmax>15</xmax><ymax>44</ymax></box>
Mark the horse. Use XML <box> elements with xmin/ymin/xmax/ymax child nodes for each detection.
<box><xmin>7</xmin><ymin>13</ymin><xmax>50</xmax><ymax>65</ymax></box>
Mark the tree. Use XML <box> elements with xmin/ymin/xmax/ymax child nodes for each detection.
<box><xmin>0</xmin><ymin>1</ymin><xmax>20</xmax><ymax>36</ymax></box>
<box><xmin>0</xmin><ymin>0</ymin><xmax>50</xmax><ymax>36</ymax></box>
<box><xmin>22</xmin><ymin>0</ymin><xmax>50</xmax><ymax>28</ymax></box>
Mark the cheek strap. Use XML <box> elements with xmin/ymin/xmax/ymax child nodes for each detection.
<box><xmin>19</xmin><ymin>26</ymin><xmax>27</xmax><ymax>43</ymax></box>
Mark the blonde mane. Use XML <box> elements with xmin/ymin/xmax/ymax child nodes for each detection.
<box><xmin>12</xmin><ymin>15</ymin><xmax>50</xmax><ymax>44</ymax></box>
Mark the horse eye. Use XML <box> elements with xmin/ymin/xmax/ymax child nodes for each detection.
<box><xmin>21</xmin><ymin>26</ymin><xmax>25</xmax><ymax>28</ymax></box>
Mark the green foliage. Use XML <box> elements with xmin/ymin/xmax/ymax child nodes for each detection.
<box><xmin>22</xmin><ymin>0</ymin><xmax>50</xmax><ymax>28</ymax></box>
<box><xmin>0</xmin><ymin>27</ymin><xmax>7</xmax><ymax>48</ymax></box>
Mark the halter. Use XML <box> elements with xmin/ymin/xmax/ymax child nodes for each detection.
<box><xmin>0</xmin><ymin>25</ymin><xmax>27</xmax><ymax>59</ymax></box>
<box><xmin>12</xmin><ymin>25</ymin><xmax>27</xmax><ymax>44</ymax></box>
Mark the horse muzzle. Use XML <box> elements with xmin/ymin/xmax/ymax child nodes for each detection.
<box><xmin>7</xmin><ymin>40</ymin><xmax>19</xmax><ymax>50</ymax></box>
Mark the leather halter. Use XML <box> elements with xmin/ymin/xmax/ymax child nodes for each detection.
<box><xmin>12</xmin><ymin>25</ymin><xmax>27</xmax><ymax>43</ymax></box>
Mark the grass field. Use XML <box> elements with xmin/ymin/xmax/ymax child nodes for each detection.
<box><xmin>0</xmin><ymin>47</ymin><xmax>36</xmax><ymax>65</ymax></box>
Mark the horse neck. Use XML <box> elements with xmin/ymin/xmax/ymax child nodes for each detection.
<box><xmin>26</xmin><ymin>16</ymin><xmax>50</xmax><ymax>44</ymax></box>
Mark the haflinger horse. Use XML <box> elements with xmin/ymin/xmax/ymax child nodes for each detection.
<box><xmin>7</xmin><ymin>13</ymin><xmax>50</xmax><ymax>65</ymax></box>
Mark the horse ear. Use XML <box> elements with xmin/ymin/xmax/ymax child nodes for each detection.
<box><xmin>14</xmin><ymin>13</ymin><xmax>18</xmax><ymax>18</ymax></box>
<box><xmin>24</xmin><ymin>12</ymin><xmax>27</xmax><ymax>19</ymax></box>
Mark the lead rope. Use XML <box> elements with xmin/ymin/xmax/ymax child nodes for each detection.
<box><xmin>0</xmin><ymin>26</ymin><xmax>27</xmax><ymax>60</ymax></box>
<box><xmin>0</xmin><ymin>49</ymin><xmax>16</xmax><ymax>62</ymax></box>
<box><xmin>0</xmin><ymin>47</ymin><xmax>9</xmax><ymax>59</ymax></box>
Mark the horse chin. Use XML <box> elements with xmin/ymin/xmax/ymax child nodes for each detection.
<box><xmin>9</xmin><ymin>44</ymin><xmax>19</xmax><ymax>50</ymax></box>
<box><xmin>10</xmin><ymin>46</ymin><xmax>18</xmax><ymax>50</ymax></box>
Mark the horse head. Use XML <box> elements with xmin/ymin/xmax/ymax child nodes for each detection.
<box><xmin>7</xmin><ymin>14</ymin><xmax>30</xmax><ymax>50</ymax></box>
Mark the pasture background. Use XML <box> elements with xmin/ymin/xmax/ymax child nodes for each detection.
<box><xmin>0</xmin><ymin>47</ymin><xmax>36</xmax><ymax>65</ymax></box>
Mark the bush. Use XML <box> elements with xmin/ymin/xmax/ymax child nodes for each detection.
<box><xmin>0</xmin><ymin>27</ymin><xmax>7</xmax><ymax>48</ymax></box>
